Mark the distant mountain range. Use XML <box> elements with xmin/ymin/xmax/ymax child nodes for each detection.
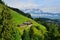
<box><xmin>21</xmin><ymin>8</ymin><xmax>60</xmax><ymax>19</ymax></box>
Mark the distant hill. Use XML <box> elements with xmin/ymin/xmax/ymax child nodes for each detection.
<box><xmin>8</xmin><ymin>7</ymin><xmax>32</xmax><ymax>19</ymax></box>
<box><xmin>34</xmin><ymin>17</ymin><xmax>60</xmax><ymax>25</ymax></box>
<box><xmin>22</xmin><ymin>8</ymin><xmax>60</xmax><ymax>19</ymax></box>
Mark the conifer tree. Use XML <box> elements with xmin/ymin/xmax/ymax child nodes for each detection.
<box><xmin>22</xmin><ymin>30</ymin><xmax>30</xmax><ymax>40</ymax></box>
<box><xmin>44</xmin><ymin>22</ymin><xmax>60</xmax><ymax>40</ymax></box>
<box><xmin>0</xmin><ymin>0</ymin><xmax>4</xmax><ymax>4</ymax></box>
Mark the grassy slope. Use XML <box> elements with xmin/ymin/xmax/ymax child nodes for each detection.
<box><xmin>0</xmin><ymin>4</ymin><xmax>47</xmax><ymax>35</ymax></box>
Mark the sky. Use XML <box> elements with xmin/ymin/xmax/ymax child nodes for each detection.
<box><xmin>3</xmin><ymin>0</ymin><xmax>60</xmax><ymax>13</ymax></box>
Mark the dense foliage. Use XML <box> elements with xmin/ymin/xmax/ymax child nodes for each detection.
<box><xmin>34</xmin><ymin>18</ymin><xmax>60</xmax><ymax>40</ymax></box>
<box><xmin>7</xmin><ymin>5</ymin><xmax>60</xmax><ymax>40</ymax></box>
<box><xmin>0</xmin><ymin>4</ymin><xmax>21</xmax><ymax>40</ymax></box>
<box><xmin>0</xmin><ymin>0</ymin><xmax>60</xmax><ymax>40</ymax></box>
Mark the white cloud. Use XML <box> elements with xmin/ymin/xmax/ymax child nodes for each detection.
<box><xmin>3</xmin><ymin>0</ymin><xmax>39</xmax><ymax>9</ymax></box>
<box><xmin>3</xmin><ymin>0</ymin><xmax>60</xmax><ymax>13</ymax></box>
<box><xmin>12</xmin><ymin>3</ymin><xmax>39</xmax><ymax>9</ymax></box>
<box><xmin>31</xmin><ymin>14</ymin><xmax>59</xmax><ymax>17</ymax></box>
<box><xmin>40</xmin><ymin>7</ymin><xmax>60</xmax><ymax>13</ymax></box>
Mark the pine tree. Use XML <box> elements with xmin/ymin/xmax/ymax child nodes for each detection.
<box><xmin>22</xmin><ymin>30</ymin><xmax>30</xmax><ymax>40</ymax></box>
<box><xmin>29</xmin><ymin>27</ymin><xmax>34</xmax><ymax>40</ymax></box>
<box><xmin>0</xmin><ymin>0</ymin><xmax>4</xmax><ymax>4</ymax></box>
<box><xmin>29</xmin><ymin>26</ymin><xmax>43</xmax><ymax>40</ymax></box>
<box><xmin>44</xmin><ymin>22</ymin><xmax>60</xmax><ymax>40</ymax></box>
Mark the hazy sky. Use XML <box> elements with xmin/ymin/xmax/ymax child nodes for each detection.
<box><xmin>3</xmin><ymin>0</ymin><xmax>60</xmax><ymax>13</ymax></box>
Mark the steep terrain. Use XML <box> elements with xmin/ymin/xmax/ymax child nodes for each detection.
<box><xmin>9</xmin><ymin>6</ymin><xmax>47</xmax><ymax>35</ymax></box>
<box><xmin>0</xmin><ymin>3</ymin><xmax>47</xmax><ymax>40</ymax></box>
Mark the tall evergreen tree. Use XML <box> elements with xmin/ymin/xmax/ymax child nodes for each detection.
<box><xmin>0</xmin><ymin>0</ymin><xmax>4</xmax><ymax>4</ymax></box>
<box><xmin>44</xmin><ymin>22</ymin><xmax>60</xmax><ymax>40</ymax></box>
<box><xmin>22</xmin><ymin>29</ymin><xmax>30</xmax><ymax>40</ymax></box>
<box><xmin>29</xmin><ymin>26</ymin><xmax>34</xmax><ymax>40</ymax></box>
<box><xmin>29</xmin><ymin>26</ymin><xmax>42</xmax><ymax>40</ymax></box>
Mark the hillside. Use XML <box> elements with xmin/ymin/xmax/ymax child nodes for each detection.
<box><xmin>0</xmin><ymin>3</ymin><xmax>47</xmax><ymax>40</ymax></box>
<box><xmin>9</xmin><ymin>5</ymin><xmax>47</xmax><ymax>34</ymax></box>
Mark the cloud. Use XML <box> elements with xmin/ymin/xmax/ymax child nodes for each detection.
<box><xmin>3</xmin><ymin>0</ymin><xmax>60</xmax><ymax>13</ymax></box>
<box><xmin>31</xmin><ymin>14</ymin><xmax>59</xmax><ymax>17</ymax></box>
<box><xmin>3</xmin><ymin>0</ymin><xmax>39</xmax><ymax>9</ymax></box>
<box><xmin>40</xmin><ymin>7</ymin><xmax>60</xmax><ymax>13</ymax></box>
<box><xmin>10</xmin><ymin>3</ymin><xmax>39</xmax><ymax>9</ymax></box>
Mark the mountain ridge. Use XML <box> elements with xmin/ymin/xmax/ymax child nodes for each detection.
<box><xmin>22</xmin><ymin>8</ymin><xmax>60</xmax><ymax>19</ymax></box>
